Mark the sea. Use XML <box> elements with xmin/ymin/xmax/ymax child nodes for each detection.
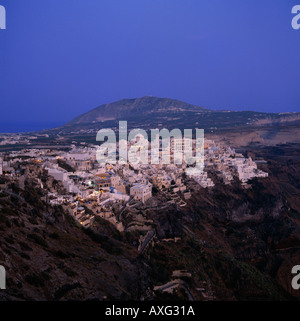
<box><xmin>0</xmin><ymin>122</ymin><xmax>65</xmax><ymax>134</ymax></box>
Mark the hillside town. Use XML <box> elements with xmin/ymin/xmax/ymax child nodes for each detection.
<box><xmin>0</xmin><ymin>139</ymin><xmax>268</xmax><ymax>232</ymax></box>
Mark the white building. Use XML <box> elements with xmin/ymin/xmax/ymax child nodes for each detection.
<box><xmin>130</xmin><ymin>183</ymin><xmax>152</xmax><ymax>203</ymax></box>
<box><xmin>47</xmin><ymin>168</ymin><xmax>68</xmax><ymax>181</ymax></box>
<box><xmin>63</xmin><ymin>150</ymin><xmax>94</xmax><ymax>171</ymax></box>
<box><xmin>110</xmin><ymin>174</ymin><xmax>120</xmax><ymax>187</ymax></box>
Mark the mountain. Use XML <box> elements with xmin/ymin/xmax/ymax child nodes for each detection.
<box><xmin>67</xmin><ymin>96</ymin><xmax>207</xmax><ymax>125</ymax></box>
<box><xmin>30</xmin><ymin>96</ymin><xmax>300</xmax><ymax>149</ymax></box>
<box><xmin>65</xmin><ymin>96</ymin><xmax>300</xmax><ymax>134</ymax></box>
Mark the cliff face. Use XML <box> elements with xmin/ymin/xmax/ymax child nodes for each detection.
<box><xmin>122</xmin><ymin>144</ymin><xmax>300</xmax><ymax>300</ymax></box>
<box><xmin>1</xmin><ymin>144</ymin><xmax>300</xmax><ymax>301</ymax></box>
<box><xmin>0</xmin><ymin>171</ymin><xmax>148</xmax><ymax>301</ymax></box>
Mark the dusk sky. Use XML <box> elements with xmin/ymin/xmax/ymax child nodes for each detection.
<box><xmin>0</xmin><ymin>0</ymin><xmax>300</xmax><ymax>131</ymax></box>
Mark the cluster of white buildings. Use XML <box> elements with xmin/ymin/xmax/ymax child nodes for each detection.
<box><xmin>0</xmin><ymin>138</ymin><xmax>269</xmax><ymax>229</ymax></box>
<box><xmin>231</xmin><ymin>157</ymin><xmax>268</xmax><ymax>183</ymax></box>
<box><xmin>201</xmin><ymin>140</ymin><xmax>268</xmax><ymax>186</ymax></box>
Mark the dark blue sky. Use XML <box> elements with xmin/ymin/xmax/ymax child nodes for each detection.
<box><xmin>0</xmin><ymin>0</ymin><xmax>300</xmax><ymax>128</ymax></box>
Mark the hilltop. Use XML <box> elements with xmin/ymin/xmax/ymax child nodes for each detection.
<box><xmin>67</xmin><ymin>96</ymin><xmax>207</xmax><ymax>125</ymax></box>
